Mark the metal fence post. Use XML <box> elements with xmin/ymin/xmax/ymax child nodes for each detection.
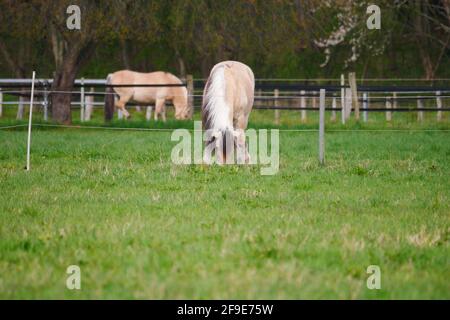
<box><xmin>331</xmin><ymin>94</ymin><xmax>337</xmax><ymax>122</ymax></box>
<box><xmin>436</xmin><ymin>91</ymin><xmax>442</xmax><ymax>121</ymax></box>
<box><xmin>300</xmin><ymin>90</ymin><xmax>307</xmax><ymax>123</ymax></box>
<box><xmin>386</xmin><ymin>98</ymin><xmax>392</xmax><ymax>122</ymax></box>
<box><xmin>187</xmin><ymin>75</ymin><xmax>194</xmax><ymax>117</ymax></box>
<box><xmin>274</xmin><ymin>89</ymin><xmax>280</xmax><ymax>125</ymax></box>
<box><xmin>341</xmin><ymin>74</ymin><xmax>345</xmax><ymax>124</ymax></box>
<box><xmin>319</xmin><ymin>89</ymin><xmax>326</xmax><ymax>165</ymax></box>
<box><xmin>43</xmin><ymin>84</ymin><xmax>49</xmax><ymax>121</ymax></box>
<box><xmin>363</xmin><ymin>92</ymin><xmax>368</xmax><ymax>123</ymax></box>
<box><xmin>417</xmin><ymin>98</ymin><xmax>424</xmax><ymax>122</ymax></box>
<box><xmin>80</xmin><ymin>77</ymin><xmax>85</xmax><ymax>122</ymax></box>
<box><xmin>0</xmin><ymin>88</ymin><xmax>3</xmax><ymax>118</ymax></box>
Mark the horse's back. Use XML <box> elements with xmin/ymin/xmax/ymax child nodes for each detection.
<box><xmin>111</xmin><ymin>70</ymin><xmax>181</xmax><ymax>85</ymax></box>
<box><xmin>219</xmin><ymin>61</ymin><xmax>255</xmax><ymax>112</ymax></box>
<box><xmin>109</xmin><ymin>70</ymin><xmax>185</xmax><ymax>102</ymax></box>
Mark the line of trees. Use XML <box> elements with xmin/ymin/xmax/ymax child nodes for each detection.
<box><xmin>0</xmin><ymin>0</ymin><xmax>449</xmax><ymax>124</ymax></box>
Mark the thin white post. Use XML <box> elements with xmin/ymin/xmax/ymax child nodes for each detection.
<box><xmin>417</xmin><ymin>99</ymin><xmax>424</xmax><ymax>122</ymax></box>
<box><xmin>146</xmin><ymin>106</ymin><xmax>152</xmax><ymax>121</ymax></box>
<box><xmin>300</xmin><ymin>90</ymin><xmax>307</xmax><ymax>123</ymax></box>
<box><xmin>331</xmin><ymin>95</ymin><xmax>337</xmax><ymax>121</ymax></box>
<box><xmin>118</xmin><ymin>109</ymin><xmax>123</xmax><ymax>120</ymax></box>
<box><xmin>436</xmin><ymin>91</ymin><xmax>442</xmax><ymax>121</ymax></box>
<box><xmin>386</xmin><ymin>98</ymin><xmax>392</xmax><ymax>122</ymax></box>
<box><xmin>341</xmin><ymin>74</ymin><xmax>345</xmax><ymax>124</ymax></box>
<box><xmin>80</xmin><ymin>77</ymin><xmax>85</xmax><ymax>122</ymax></box>
<box><xmin>393</xmin><ymin>92</ymin><xmax>398</xmax><ymax>109</ymax></box>
<box><xmin>319</xmin><ymin>89</ymin><xmax>326</xmax><ymax>165</ymax></box>
<box><xmin>26</xmin><ymin>71</ymin><xmax>36</xmax><ymax>172</ymax></box>
<box><xmin>363</xmin><ymin>92</ymin><xmax>368</xmax><ymax>123</ymax></box>
<box><xmin>274</xmin><ymin>89</ymin><xmax>280</xmax><ymax>125</ymax></box>
<box><xmin>0</xmin><ymin>88</ymin><xmax>3</xmax><ymax>118</ymax></box>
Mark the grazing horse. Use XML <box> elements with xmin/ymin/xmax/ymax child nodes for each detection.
<box><xmin>104</xmin><ymin>70</ymin><xmax>191</xmax><ymax>121</ymax></box>
<box><xmin>202</xmin><ymin>61</ymin><xmax>255</xmax><ymax>164</ymax></box>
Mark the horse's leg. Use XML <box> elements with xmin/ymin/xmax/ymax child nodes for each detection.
<box><xmin>203</xmin><ymin>142</ymin><xmax>215</xmax><ymax>165</ymax></box>
<box><xmin>234</xmin><ymin>116</ymin><xmax>250</xmax><ymax>164</ymax></box>
<box><xmin>115</xmin><ymin>94</ymin><xmax>132</xmax><ymax>119</ymax></box>
<box><xmin>233</xmin><ymin>129</ymin><xmax>249</xmax><ymax>164</ymax></box>
<box><xmin>155</xmin><ymin>98</ymin><xmax>166</xmax><ymax>122</ymax></box>
<box><xmin>162</xmin><ymin>105</ymin><xmax>167</xmax><ymax>122</ymax></box>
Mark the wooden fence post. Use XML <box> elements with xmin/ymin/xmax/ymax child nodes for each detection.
<box><xmin>146</xmin><ymin>106</ymin><xmax>152</xmax><ymax>121</ymax></box>
<box><xmin>274</xmin><ymin>89</ymin><xmax>280</xmax><ymax>125</ymax></box>
<box><xmin>393</xmin><ymin>92</ymin><xmax>398</xmax><ymax>109</ymax></box>
<box><xmin>187</xmin><ymin>75</ymin><xmax>194</xmax><ymax>116</ymax></box>
<box><xmin>43</xmin><ymin>86</ymin><xmax>49</xmax><ymax>121</ymax></box>
<box><xmin>331</xmin><ymin>94</ymin><xmax>337</xmax><ymax>122</ymax></box>
<box><xmin>348</xmin><ymin>72</ymin><xmax>360</xmax><ymax>120</ymax></box>
<box><xmin>345</xmin><ymin>87</ymin><xmax>352</xmax><ymax>120</ymax></box>
<box><xmin>417</xmin><ymin>98</ymin><xmax>424</xmax><ymax>122</ymax></box>
<box><xmin>84</xmin><ymin>87</ymin><xmax>94</xmax><ymax>121</ymax></box>
<box><xmin>386</xmin><ymin>98</ymin><xmax>392</xmax><ymax>122</ymax></box>
<box><xmin>300</xmin><ymin>90</ymin><xmax>307</xmax><ymax>123</ymax></box>
<box><xmin>80</xmin><ymin>77</ymin><xmax>85</xmax><ymax>122</ymax></box>
<box><xmin>436</xmin><ymin>91</ymin><xmax>442</xmax><ymax>121</ymax></box>
<box><xmin>17</xmin><ymin>95</ymin><xmax>25</xmax><ymax>120</ymax></box>
<box><xmin>363</xmin><ymin>92</ymin><xmax>368</xmax><ymax>123</ymax></box>
<box><xmin>319</xmin><ymin>89</ymin><xmax>325</xmax><ymax>165</ymax></box>
<box><xmin>312</xmin><ymin>91</ymin><xmax>317</xmax><ymax>110</ymax></box>
<box><xmin>341</xmin><ymin>74</ymin><xmax>346</xmax><ymax>124</ymax></box>
<box><xmin>257</xmin><ymin>89</ymin><xmax>262</xmax><ymax>111</ymax></box>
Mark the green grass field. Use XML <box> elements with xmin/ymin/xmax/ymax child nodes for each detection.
<box><xmin>0</xmin><ymin>110</ymin><xmax>449</xmax><ymax>299</ymax></box>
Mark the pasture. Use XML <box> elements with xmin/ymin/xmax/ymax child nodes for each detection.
<box><xmin>0</xmin><ymin>113</ymin><xmax>449</xmax><ymax>299</ymax></box>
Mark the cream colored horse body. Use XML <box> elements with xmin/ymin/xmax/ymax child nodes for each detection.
<box><xmin>202</xmin><ymin>61</ymin><xmax>255</xmax><ymax>164</ymax></box>
<box><xmin>107</xmin><ymin>70</ymin><xmax>190</xmax><ymax>120</ymax></box>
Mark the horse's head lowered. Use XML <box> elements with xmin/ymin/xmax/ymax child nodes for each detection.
<box><xmin>174</xmin><ymin>87</ymin><xmax>193</xmax><ymax>120</ymax></box>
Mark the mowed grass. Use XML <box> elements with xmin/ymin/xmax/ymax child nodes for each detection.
<box><xmin>0</xmin><ymin>118</ymin><xmax>449</xmax><ymax>299</ymax></box>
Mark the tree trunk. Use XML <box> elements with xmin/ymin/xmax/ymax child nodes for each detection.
<box><xmin>51</xmin><ymin>63</ymin><xmax>77</xmax><ymax>124</ymax></box>
<box><xmin>178</xmin><ymin>56</ymin><xmax>186</xmax><ymax>79</ymax></box>
<box><xmin>120</xmin><ymin>38</ymin><xmax>131</xmax><ymax>70</ymax></box>
<box><xmin>50</xmin><ymin>42</ymin><xmax>95</xmax><ymax>124</ymax></box>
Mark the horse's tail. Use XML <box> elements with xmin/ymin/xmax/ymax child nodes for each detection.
<box><xmin>104</xmin><ymin>74</ymin><xmax>115</xmax><ymax>121</ymax></box>
<box><xmin>201</xmin><ymin>64</ymin><xmax>229</xmax><ymax>130</ymax></box>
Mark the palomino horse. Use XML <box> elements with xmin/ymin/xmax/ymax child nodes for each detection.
<box><xmin>104</xmin><ymin>70</ymin><xmax>191</xmax><ymax>121</ymax></box>
<box><xmin>202</xmin><ymin>61</ymin><xmax>255</xmax><ymax>164</ymax></box>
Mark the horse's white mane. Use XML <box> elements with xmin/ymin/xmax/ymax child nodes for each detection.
<box><xmin>202</xmin><ymin>64</ymin><xmax>233</xmax><ymax>131</ymax></box>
